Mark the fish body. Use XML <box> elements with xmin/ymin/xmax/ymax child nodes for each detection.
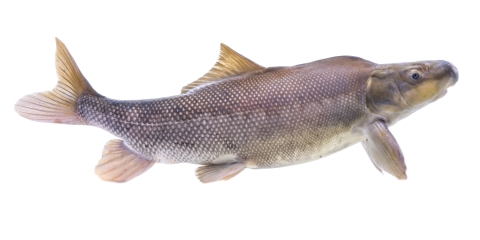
<box><xmin>15</xmin><ymin>39</ymin><xmax>458</xmax><ymax>183</ymax></box>
<box><xmin>79</xmin><ymin>56</ymin><xmax>374</xmax><ymax>168</ymax></box>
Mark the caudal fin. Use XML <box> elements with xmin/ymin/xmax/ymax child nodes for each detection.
<box><xmin>14</xmin><ymin>38</ymin><xmax>100</xmax><ymax>124</ymax></box>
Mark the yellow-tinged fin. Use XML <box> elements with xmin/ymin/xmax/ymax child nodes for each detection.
<box><xmin>362</xmin><ymin>121</ymin><xmax>407</xmax><ymax>180</ymax></box>
<box><xmin>196</xmin><ymin>162</ymin><xmax>246</xmax><ymax>183</ymax></box>
<box><xmin>95</xmin><ymin>139</ymin><xmax>155</xmax><ymax>182</ymax></box>
<box><xmin>14</xmin><ymin>38</ymin><xmax>100</xmax><ymax>124</ymax></box>
<box><xmin>181</xmin><ymin>44</ymin><xmax>265</xmax><ymax>94</ymax></box>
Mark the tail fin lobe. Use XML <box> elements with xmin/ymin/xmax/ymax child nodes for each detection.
<box><xmin>15</xmin><ymin>38</ymin><xmax>100</xmax><ymax>124</ymax></box>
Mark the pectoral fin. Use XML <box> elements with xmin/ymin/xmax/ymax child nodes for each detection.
<box><xmin>362</xmin><ymin>121</ymin><xmax>407</xmax><ymax>179</ymax></box>
<box><xmin>196</xmin><ymin>162</ymin><xmax>246</xmax><ymax>183</ymax></box>
<box><xmin>95</xmin><ymin>139</ymin><xmax>155</xmax><ymax>182</ymax></box>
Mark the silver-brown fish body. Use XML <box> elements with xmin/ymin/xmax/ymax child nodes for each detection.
<box><xmin>15</xmin><ymin>39</ymin><xmax>458</xmax><ymax>183</ymax></box>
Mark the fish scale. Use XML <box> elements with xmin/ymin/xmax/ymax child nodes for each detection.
<box><xmin>15</xmin><ymin>39</ymin><xmax>458</xmax><ymax>183</ymax></box>
<box><xmin>77</xmin><ymin>57</ymin><xmax>371</xmax><ymax>170</ymax></box>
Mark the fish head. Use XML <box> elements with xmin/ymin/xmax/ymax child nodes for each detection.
<box><xmin>395</xmin><ymin>60</ymin><xmax>458</xmax><ymax>106</ymax></box>
<box><xmin>367</xmin><ymin>60</ymin><xmax>458</xmax><ymax>123</ymax></box>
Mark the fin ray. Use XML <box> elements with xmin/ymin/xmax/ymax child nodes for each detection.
<box><xmin>95</xmin><ymin>139</ymin><xmax>155</xmax><ymax>182</ymax></box>
<box><xmin>15</xmin><ymin>38</ymin><xmax>100</xmax><ymax>124</ymax></box>
<box><xmin>196</xmin><ymin>162</ymin><xmax>246</xmax><ymax>183</ymax></box>
<box><xmin>181</xmin><ymin>44</ymin><xmax>265</xmax><ymax>94</ymax></box>
<box><xmin>362</xmin><ymin>121</ymin><xmax>407</xmax><ymax>179</ymax></box>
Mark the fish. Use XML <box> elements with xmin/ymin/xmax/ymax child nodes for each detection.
<box><xmin>15</xmin><ymin>38</ymin><xmax>458</xmax><ymax>183</ymax></box>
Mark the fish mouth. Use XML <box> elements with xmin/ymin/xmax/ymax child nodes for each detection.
<box><xmin>434</xmin><ymin>89</ymin><xmax>448</xmax><ymax>101</ymax></box>
<box><xmin>449</xmin><ymin>64</ymin><xmax>459</xmax><ymax>86</ymax></box>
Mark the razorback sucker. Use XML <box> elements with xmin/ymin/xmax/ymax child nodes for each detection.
<box><xmin>15</xmin><ymin>39</ymin><xmax>458</xmax><ymax>183</ymax></box>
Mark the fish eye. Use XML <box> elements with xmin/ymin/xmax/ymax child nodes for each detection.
<box><xmin>410</xmin><ymin>71</ymin><xmax>420</xmax><ymax>80</ymax></box>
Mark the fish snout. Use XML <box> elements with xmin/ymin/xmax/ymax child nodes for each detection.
<box><xmin>437</xmin><ymin>60</ymin><xmax>458</xmax><ymax>87</ymax></box>
<box><xmin>448</xmin><ymin>62</ymin><xmax>459</xmax><ymax>86</ymax></box>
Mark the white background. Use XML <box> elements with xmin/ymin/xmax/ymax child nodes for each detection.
<box><xmin>1</xmin><ymin>1</ymin><xmax>479</xmax><ymax>239</ymax></box>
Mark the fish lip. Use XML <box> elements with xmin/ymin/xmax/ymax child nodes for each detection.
<box><xmin>450</xmin><ymin>64</ymin><xmax>459</xmax><ymax>84</ymax></box>
<box><xmin>434</xmin><ymin>89</ymin><xmax>448</xmax><ymax>100</ymax></box>
<box><xmin>445</xmin><ymin>61</ymin><xmax>459</xmax><ymax>87</ymax></box>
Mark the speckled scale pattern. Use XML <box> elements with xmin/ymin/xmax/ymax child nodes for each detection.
<box><xmin>77</xmin><ymin>56</ymin><xmax>376</xmax><ymax>168</ymax></box>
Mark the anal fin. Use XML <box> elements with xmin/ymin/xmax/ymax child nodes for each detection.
<box><xmin>196</xmin><ymin>162</ymin><xmax>246</xmax><ymax>183</ymax></box>
<box><xmin>95</xmin><ymin>139</ymin><xmax>155</xmax><ymax>182</ymax></box>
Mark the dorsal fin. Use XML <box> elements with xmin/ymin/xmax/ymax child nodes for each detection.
<box><xmin>181</xmin><ymin>44</ymin><xmax>265</xmax><ymax>94</ymax></box>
